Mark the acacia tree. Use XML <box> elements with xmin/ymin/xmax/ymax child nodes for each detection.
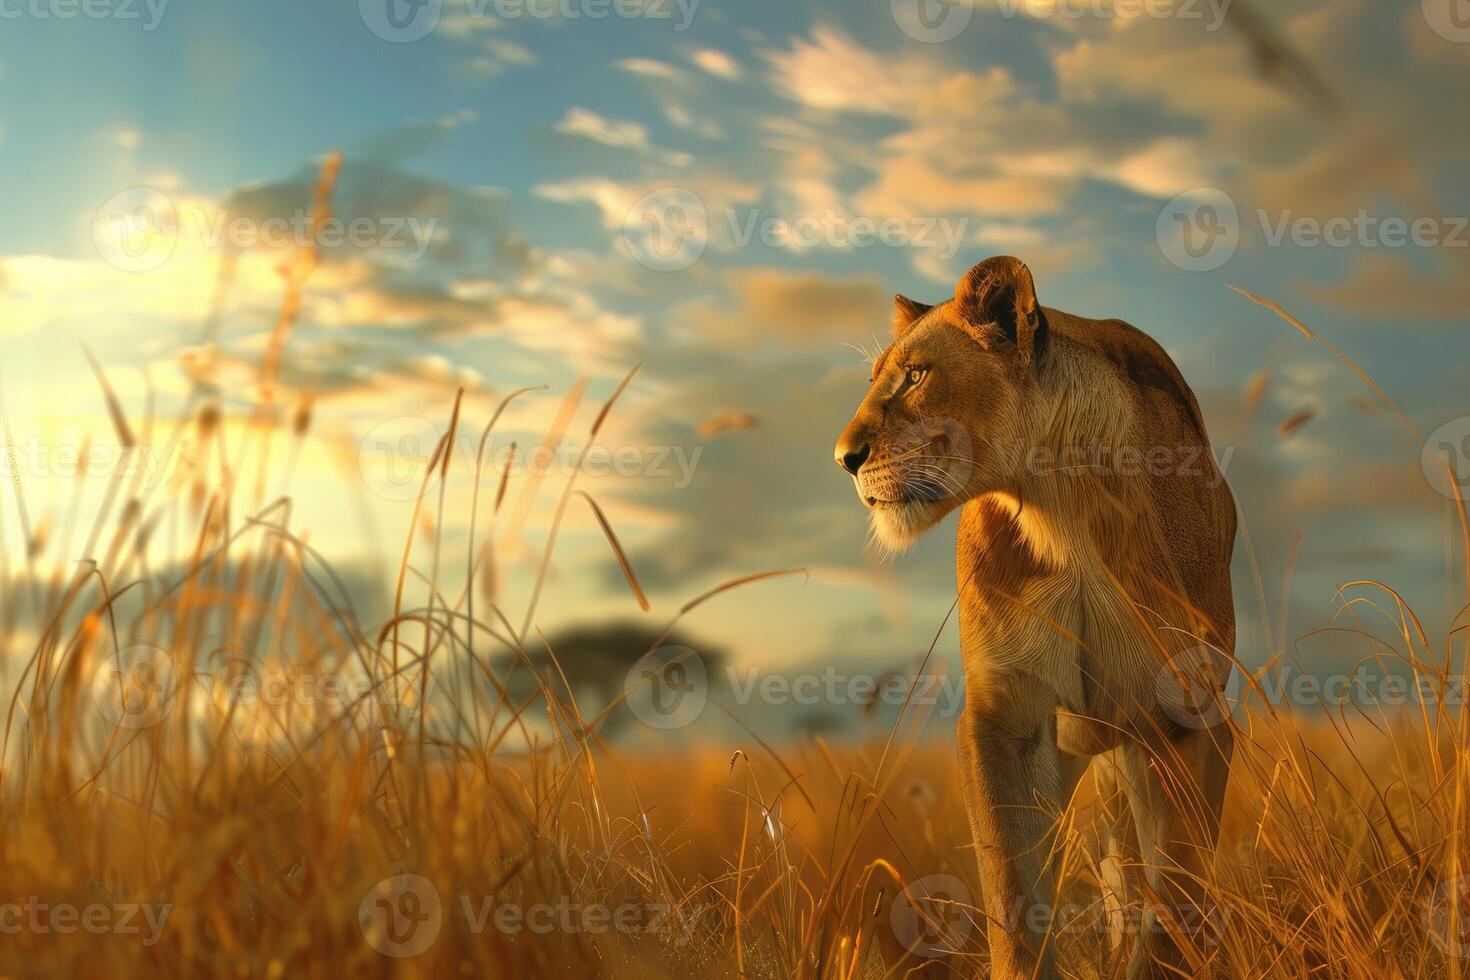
<box><xmin>493</xmin><ymin>621</ymin><xmax>725</xmax><ymax>739</ymax></box>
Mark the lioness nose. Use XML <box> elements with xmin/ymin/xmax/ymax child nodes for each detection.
<box><xmin>837</xmin><ymin>443</ymin><xmax>870</xmax><ymax>475</ymax></box>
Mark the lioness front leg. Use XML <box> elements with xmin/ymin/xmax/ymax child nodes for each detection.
<box><xmin>955</xmin><ymin>671</ymin><xmax>1063</xmax><ymax>979</ymax></box>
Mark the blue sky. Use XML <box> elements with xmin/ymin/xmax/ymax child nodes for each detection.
<box><xmin>1</xmin><ymin>0</ymin><xmax>1467</xmax><ymax>733</ymax></box>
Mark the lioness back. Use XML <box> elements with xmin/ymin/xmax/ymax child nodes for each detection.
<box><xmin>1045</xmin><ymin>305</ymin><xmax>1237</xmax><ymax>654</ymax></box>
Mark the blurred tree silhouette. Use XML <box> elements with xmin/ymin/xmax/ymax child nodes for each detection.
<box><xmin>492</xmin><ymin>621</ymin><xmax>726</xmax><ymax>740</ymax></box>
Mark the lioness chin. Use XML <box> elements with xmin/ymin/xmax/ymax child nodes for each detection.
<box><xmin>835</xmin><ymin>256</ymin><xmax>1236</xmax><ymax>979</ymax></box>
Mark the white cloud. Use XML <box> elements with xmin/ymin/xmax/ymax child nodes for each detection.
<box><xmin>2</xmin><ymin>190</ymin><xmax>321</xmax><ymax>338</ymax></box>
<box><xmin>461</xmin><ymin>37</ymin><xmax>538</xmax><ymax>75</ymax></box>
<box><xmin>534</xmin><ymin>174</ymin><xmax>758</xmax><ymax>237</ymax></box>
<box><xmin>534</xmin><ymin>178</ymin><xmax>646</xmax><ymax>231</ymax></box>
<box><xmin>854</xmin><ymin>155</ymin><xmax>1070</xmax><ymax>219</ymax></box>
<box><xmin>616</xmin><ymin>57</ymin><xmax>726</xmax><ymax>139</ymax></box>
<box><xmin>552</xmin><ymin>108</ymin><xmax>691</xmax><ymax>165</ymax></box>
<box><xmin>661</xmin><ymin>103</ymin><xmax>725</xmax><ymax>140</ymax></box>
<box><xmin>615</xmin><ymin>58</ymin><xmax>689</xmax><ymax>83</ymax></box>
<box><xmin>762</xmin><ymin>26</ymin><xmax>943</xmax><ymax>115</ymax></box>
<box><xmin>995</xmin><ymin>137</ymin><xmax>1211</xmax><ymax>198</ymax></box>
<box><xmin>438</xmin><ymin>6</ymin><xmax>503</xmax><ymax>39</ymax></box>
<box><xmin>758</xmin><ymin>25</ymin><xmax>1201</xmax><ymax>232</ymax></box>
<box><xmin>1099</xmin><ymin>138</ymin><xmax>1212</xmax><ymax>197</ymax></box>
<box><xmin>555</xmin><ymin>108</ymin><xmax>652</xmax><ymax>152</ymax></box>
<box><xmin>690</xmin><ymin>48</ymin><xmax>742</xmax><ymax>80</ymax></box>
<box><xmin>494</xmin><ymin>293</ymin><xmax>642</xmax><ymax>374</ymax></box>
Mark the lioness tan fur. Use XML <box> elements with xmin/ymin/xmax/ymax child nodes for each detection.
<box><xmin>835</xmin><ymin>257</ymin><xmax>1236</xmax><ymax>978</ymax></box>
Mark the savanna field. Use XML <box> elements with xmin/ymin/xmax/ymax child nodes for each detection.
<box><xmin>1</xmin><ymin>155</ymin><xmax>1469</xmax><ymax>979</ymax></box>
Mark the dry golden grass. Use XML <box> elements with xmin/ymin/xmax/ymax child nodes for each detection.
<box><xmin>3</xmin><ymin>158</ymin><xmax>1470</xmax><ymax>979</ymax></box>
<box><xmin>3</xmin><ymin>595</ymin><xmax>1469</xmax><ymax>980</ymax></box>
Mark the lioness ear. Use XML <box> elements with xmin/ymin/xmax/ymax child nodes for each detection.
<box><xmin>954</xmin><ymin>256</ymin><xmax>1046</xmax><ymax>366</ymax></box>
<box><xmin>892</xmin><ymin>294</ymin><xmax>933</xmax><ymax>339</ymax></box>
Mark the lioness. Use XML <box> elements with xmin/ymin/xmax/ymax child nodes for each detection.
<box><xmin>835</xmin><ymin>257</ymin><xmax>1236</xmax><ymax>978</ymax></box>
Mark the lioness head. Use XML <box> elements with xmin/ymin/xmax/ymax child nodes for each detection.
<box><xmin>834</xmin><ymin>256</ymin><xmax>1047</xmax><ymax>549</ymax></box>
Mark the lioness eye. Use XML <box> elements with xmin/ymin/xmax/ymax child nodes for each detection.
<box><xmin>907</xmin><ymin>367</ymin><xmax>926</xmax><ymax>386</ymax></box>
